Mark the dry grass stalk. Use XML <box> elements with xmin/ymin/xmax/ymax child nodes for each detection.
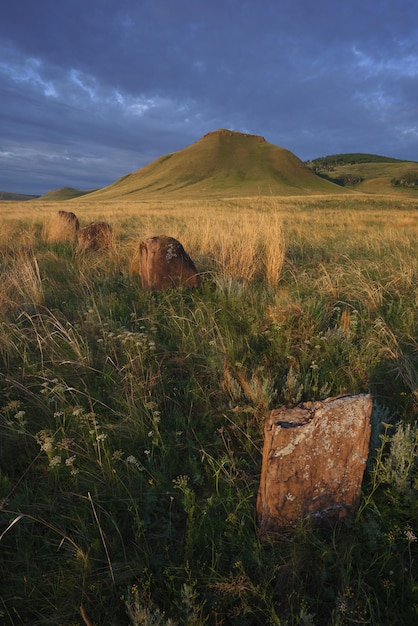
<box><xmin>0</xmin><ymin>251</ymin><xmax>43</xmax><ymax>314</ymax></box>
<box><xmin>44</xmin><ymin>211</ymin><xmax>79</xmax><ymax>243</ymax></box>
<box><xmin>262</xmin><ymin>214</ymin><xmax>286</xmax><ymax>286</ymax></box>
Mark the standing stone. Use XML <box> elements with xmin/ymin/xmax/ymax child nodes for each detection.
<box><xmin>77</xmin><ymin>222</ymin><xmax>113</xmax><ymax>251</ymax></box>
<box><xmin>257</xmin><ymin>394</ymin><xmax>372</xmax><ymax>534</ymax></box>
<box><xmin>57</xmin><ymin>210</ymin><xmax>80</xmax><ymax>232</ymax></box>
<box><xmin>138</xmin><ymin>235</ymin><xmax>201</xmax><ymax>290</ymax></box>
<box><xmin>46</xmin><ymin>210</ymin><xmax>79</xmax><ymax>242</ymax></box>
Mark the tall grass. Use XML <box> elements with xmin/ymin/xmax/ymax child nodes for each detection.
<box><xmin>0</xmin><ymin>195</ymin><xmax>417</xmax><ymax>624</ymax></box>
<box><xmin>0</xmin><ymin>248</ymin><xmax>43</xmax><ymax>314</ymax></box>
<box><xmin>44</xmin><ymin>212</ymin><xmax>78</xmax><ymax>244</ymax></box>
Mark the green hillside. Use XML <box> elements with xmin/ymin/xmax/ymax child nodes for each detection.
<box><xmin>86</xmin><ymin>129</ymin><xmax>345</xmax><ymax>200</ymax></box>
<box><xmin>39</xmin><ymin>187</ymin><xmax>95</xmax><ymax>201</ymax></box>
<box><xmin>307</xmin><ymin>153</ymin><xmax>418</xmax><ymax>194</ymax></box>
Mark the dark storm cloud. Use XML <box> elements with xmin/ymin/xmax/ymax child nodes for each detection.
<box><xmin>1</xmin><ymin>0</ymin><xmax>418</xmax><ymax>194</ymax></box>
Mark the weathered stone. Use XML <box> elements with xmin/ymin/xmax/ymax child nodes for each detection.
<box><xmin>46</xmin><ymin>210</ymin><xmax>80</xmax><ymax>243</ymax></box>
<box><xmin>77</xmin><ymin>222</ymin><xmax>113</xmax><ymax>251</ymax></box>
<box><xmin>257</xmin><ymin>394</ymin><xmax>372</xmax><ymax>534</ymax></box>
<box><xmin>138</xmin><ymin>235</ymin><xmax>201</xmax><ymax>290</ymax></box>
<box><xmin>57</xmin><ymin>210</ymin><xmax>80</xmax><ymax>232</ymax></box>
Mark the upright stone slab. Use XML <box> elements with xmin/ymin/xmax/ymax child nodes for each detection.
<box><xmin>77</xmin><ymin>222</ymin><xmax>113</xmax><ymax>251</ymax></box>
<box><xmin>257</xmin><ymin>394</ymin><xmax>372</xmax><ymax>535</ymax></box>
<box><xmin>138</xmin><ymin>235</ymin><xmax>201</xmax><ymax>291</ymax></box>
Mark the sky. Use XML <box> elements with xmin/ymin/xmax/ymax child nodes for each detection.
<box><xmin>1</xmin><ymin>0</ymin><xmax>418</xmax><ymax>195</ymax></box>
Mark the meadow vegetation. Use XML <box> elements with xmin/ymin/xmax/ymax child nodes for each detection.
<box><xmin>0</xmin><ymin>194</ymin><xmax>417</xmax><ymax>625</ymax></box>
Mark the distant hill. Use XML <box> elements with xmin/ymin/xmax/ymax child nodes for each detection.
<box><xmin>307</xmin><ymin>153</ymin><xmax>406</xmax><ymax>168</ymax></box>
<box><xmin>39</xmin><ymin>187</ymin><xmax>95</xmax><ymax>201</ymax></box>
<box><xmin>306</xmin><ymin>153</ymin><xmax>418</xmax><ymax>194</ymax></box>
<box><xmin>0</xmin><ymin>191</ymin><xmax>39</xmax><ymax>201</ymax></box>
<box><xmin>86</xmin><ymin>129</ymin><xmax>345</xmax><ymax>200</ymax></box>
<box><xmin>7</xmin><ymin>138</ymin><xmax>415</xmax><ymax>202</ymax></box>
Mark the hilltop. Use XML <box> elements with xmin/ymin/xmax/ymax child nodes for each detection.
<box><xmin>38</xmin><ymin>187</ymin><xmax>95</xmax><ymax>201</ymax></box>
<box><xmin>307</xmin><ymin>153</ymin><xmax>406</xmax><ymax>168</ymax></box>
<box><xmin>85</xmin><ymin>129</ymin><xmax>344</xmax><ymax>200</ymax></box>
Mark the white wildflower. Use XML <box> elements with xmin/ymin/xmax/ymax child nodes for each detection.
<box><xmin>337</xmin><ymin>599</ymin><xmax>347</xmax><ymax>614</ymax></box>
<box><xmin>126</xmin><ymin>455</ymin><xmax>144</xmax><ymax>471</ymax></box>
<box><xmin>41</xmin><ymin>440</ymin><xmax>54</xmax><ymax>453</ymax></box>
<box><xmin>405</xmin><ymin>529</ymin><xmax>417</xmax><ymax>542</ymax></box>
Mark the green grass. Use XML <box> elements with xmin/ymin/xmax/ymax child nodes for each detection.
<box><xmin>0</xmin><ymin>195</ymin><xmax>417</xmax><ymax>625</ymax></box>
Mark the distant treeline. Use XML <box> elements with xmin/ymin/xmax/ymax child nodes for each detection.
<box><xmin>306</xmin><ymin>153</ymin><xmax>404</xmax><ymax>170</ymax></box>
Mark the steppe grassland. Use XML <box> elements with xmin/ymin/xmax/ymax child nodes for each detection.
<box><xmin>0</xmin><ymin>193</ymin><xmax>417</xmax><ymax>625</ymax></box>
<box><xmin>2</xmin><ymin>193</ymin><xmax>417</xmax><ymax>303</ymax></box>
<box><xmin>3</xmin><ymin>192</ymin><xmax>417</xmax><ymax>278</ymax></box>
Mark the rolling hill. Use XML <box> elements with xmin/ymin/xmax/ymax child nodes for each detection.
<box><xmin>306</xmin><ymin>153</ymin><xmax>418</xmax><ymax>195</ymax></box>
<box><xmin>38</xmin><ymin>187</ymin><xmax>96</xmax><ymax>201</ymax></box>
<box><xmin>85</xmin><ymin>129</ymin><xmax>345</xmax><ymax>200</ymax></box>
<box><xmin>0</xmin><ymin>191</ymin><xmax>39</xmax><ymax>201</ymax></box>
<box><xmin>6</xmin><ymin>132</ymin><xmax>416</xmax><ymax>201</ymax></box>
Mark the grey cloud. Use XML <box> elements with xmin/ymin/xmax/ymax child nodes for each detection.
<box><xmin>1</xmin><ymin>0</ymin><xmax>418</xmax><ymax>193</ymax></box>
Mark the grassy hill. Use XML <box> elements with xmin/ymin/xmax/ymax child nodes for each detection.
<box><xmin>7</xmin><ymin>136</ymin><xmax>416</xmax><ymax>202</ymax></box>
<box><xmin>307</xmin><ymin>153</ymin><xmax>418</xmax><ymax>195</ymax></box>
<box><xmin>39</xmin><ymin>187</ymin><xmax>95</xmax><ymax>201</ymax></box>
<box><xmin>0</xmin><ymin>191</ymin><xmax>39</xmax><ymax>201</ymax></box>
<box><xmin>86</xmin><ymin>129</ymin><xmax>345</xmax><ymax>200</ymax></box>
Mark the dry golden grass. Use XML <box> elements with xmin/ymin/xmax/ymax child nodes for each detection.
<box><xmin>44</xmin><ymin>211</ymin><xmax>79</xmax><ymax>243</ymax></box>
<box><xmin>0</xmin><ymin>249</ymin><xmax>43</xmax><ymax>314</ymax></box>
<box><xmin>0</xmin><ymin>193</ymin><xmax>417</xmax><ymax>289</ymax></box>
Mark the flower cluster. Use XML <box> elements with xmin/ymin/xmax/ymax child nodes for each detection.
<box><xmin>125</xmin><ymin>455</ymin><xmax>145</xmax><ymax>471</ymax></box>
<box><xmin>97</xmin><ymin>324</ymin><xmax>157</xmax><ymax>353</ymax></box>
<box><xmin>405</xmin><ymin>529</ymin><xmax>417</xmax><ymax>542</ymax></box>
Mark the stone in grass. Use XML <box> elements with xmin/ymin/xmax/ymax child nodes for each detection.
<box><xmin>256</xmin><ymin>394</ymin><xmax>372</xmax><ymax>535</ymax></box>
<box><xmin>138</xmin><ymin>235</ymin><xmax>201</xmax><ymax>291</ymax></box>
<box><xmin>77</xmin><ymin>222</ymin><xmax>113</xmax><ymax>251</ymax></box>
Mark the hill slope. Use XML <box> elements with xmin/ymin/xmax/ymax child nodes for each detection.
<box><xmin>0</xmin><ymin>191</ymin><xmax>39</xmax><ymax>201</ymax></box>
<box><xmin>307</xmin><ymin>153</ymin><xmax>418</xmax><ymax>194</ymax></box>
<box><xmin>86</xmin><ymin>129</ymin><xmax>345</xmax><ymax>200</ymax></box>
<box><xmin>39</xmin><ymin>187</ymin><xmax>95</xmax><ymax>201</ymax></box>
